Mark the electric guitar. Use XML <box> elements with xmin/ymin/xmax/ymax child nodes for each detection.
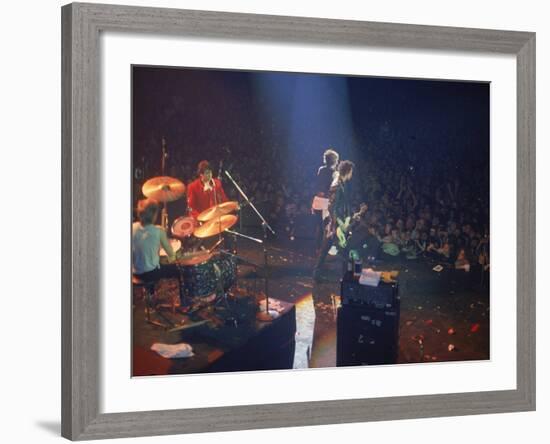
<box><xmin>334</xmin><ymin>203</ymin><xmax>368</xmax><ymax>250</ymax></box>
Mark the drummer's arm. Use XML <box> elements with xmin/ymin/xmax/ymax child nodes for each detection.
<box><xmin>159</xmin><ymin>229</ymin><xmax>176</xmax><ymax>263</ymax></box>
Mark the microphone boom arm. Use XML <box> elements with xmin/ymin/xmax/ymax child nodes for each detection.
<box><xmin>224</xmin><ymin>170</ymin><xmax>275</xmax><ymax>235</ymax></box>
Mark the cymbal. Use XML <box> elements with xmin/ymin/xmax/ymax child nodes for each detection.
<box><xmin>142</xmin><ymin>176</ymin><xmax>185</xmax><ymax>202</ymax></box>
<box><xmin>197</xmin><ymin>201</ymin><xmax>239</xmax><ymax>222</ymax></box>
<box><xmin>193</xmin><ymin>214</ymin><xmax>238</xmax><ymax>238</ymax></box>
<box><xmin>176</xmin><ymin>250</ymin><xmax>212</xmax><ymax>266</ymax></box>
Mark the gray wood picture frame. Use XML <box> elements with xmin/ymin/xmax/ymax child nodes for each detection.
<box><xmin>61</xmin><ymin>2</ymin><xmax>536</xmax><ymax>440</ymax></box>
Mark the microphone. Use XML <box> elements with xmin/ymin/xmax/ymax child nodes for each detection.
<box><xmin>218</xmin><ymin>160</ymin><xmax>223</xmax><ymax>180</ymax></box>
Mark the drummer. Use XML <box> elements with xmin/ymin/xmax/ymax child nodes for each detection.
<box><xmin>187</xmin><ymin>160</ymin><xmax>228</xmax><ymax>219</ymax></box>
<box><xmin>132</xmin><ymin>197</ymin><xmax>181</xmax><ymax>285</ymax></box>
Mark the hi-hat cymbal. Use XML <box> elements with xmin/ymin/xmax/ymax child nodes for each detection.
<box><xmin>193</xmin><ymin>214</ymin><xmax>238</xmax><ymax>238</ymax></box>
<box><xmin>176</xmin><ymin>250</ymin><xmax>212</xmax><ymax>266</ymax></box>
<box><xmin>196</xmin><ymin>201</ymin><xmax>239</xmax><ymax>222</ymax></box>
<box><xmin>142</xmin><ymin>176</ymin><xmax>185</xmax><ymax>202</ymax></box>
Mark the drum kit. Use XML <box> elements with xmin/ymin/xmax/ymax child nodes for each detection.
<box><xmin>141</xmin><ymin>167</ymin><xmax>278</xmax><ymax>321</ymax></box>
<box><xmin>142</xmin><ymin>175</ymin><xmax>244</xmax><ymax>306</ymax></box>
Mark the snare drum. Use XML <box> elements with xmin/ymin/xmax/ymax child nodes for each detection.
<box><xmin>178</xmin><ymin>253</ymin><xmax>237</xmax><ymax>298</ymax></box>
<box><xmin>171</xmin><ymin>216</ymin><xmax>196</xmax><ymax>238</ymax></box>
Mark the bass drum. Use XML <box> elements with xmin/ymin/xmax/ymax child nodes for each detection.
<box><xmin>179</xmin><ymin>253</ymin><xmax>236</xmax><ymax>299</ymax></box>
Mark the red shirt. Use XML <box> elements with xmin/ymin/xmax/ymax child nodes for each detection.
<box><xmin>187</xmin><ymin>177</ymin><xmax>228</xmax><ymax>218</ymax></box>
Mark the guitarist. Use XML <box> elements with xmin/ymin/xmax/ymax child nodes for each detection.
<box><xmin>312</xmin><ymin>149</ymin><xmax>339</xmax><ymax>251</ymax></box>
<box><xmin>313</xmin><ymin>160</ymin><xmax>355</xmax><ymax>281</ymax></box>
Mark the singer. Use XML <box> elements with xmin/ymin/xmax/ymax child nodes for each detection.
<box><xmin>187</xmin><ymin>160</ymin><xmax>228</xmax><ymax>218</ymax></box>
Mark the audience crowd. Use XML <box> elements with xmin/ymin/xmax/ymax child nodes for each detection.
<box><xmin>134</xmin><ymin>121</ymin><xmax>490</xmax><ymax>272</ymax></box>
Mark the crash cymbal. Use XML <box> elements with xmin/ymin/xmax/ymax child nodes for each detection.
<box><xmin>142</xmin><ymin>176</ymin><xmax>185</xmax><ymax>202</ymax></box>
<box><xmin>196</xmin><ymin>201</ymin><xmax>239</xmax><ymax>222</ymax></box>
<box><xmin>193</xmin><ymin>214</ymin><xmax>238</xmax><ymax>238</ymax></box>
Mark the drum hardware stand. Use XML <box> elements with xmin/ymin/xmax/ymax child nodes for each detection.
<box><xmin>212</xmin><ymin>181</ymin><xmax>225</xmax><ymax>250</ymax></box>
<box><xmin>152</xmin><ymin>310</ymin><xmax>177</xmax><ymax>330</ymax></box>
<box><xmin>160</xmin><ymin>206</ymin><xmax>169</xmax><ymax>231</ymax></box>
<box><xmin>216</xmin><ymin>215</ymin><xmax>224</xmax><ymax>250</ymax></box>
<box><xmin>175</xmin><ymin>265</ymin><xmax>192</xmax><ymax>309</ymax></box>
<box><xmin>160</xmin><ymin>137</ymin><xmax>169</xmax><ymax>229</ymax></box>
<box><xmin>144</xmin><ymin>294</ymin><xmax>176</xmax><ymax>330</ymax></box>
<box><xmin>144</xmin><ymin>299</ymin><xmax>168</xmax><ymax>329</ymax></box>
<box><xmin>208</xmin><ymin>237</ymin><xmax>224</xmax><ymax>254</ymax></box>
<box><xmin>219</xmin><ymin>248</ymin><xmax>260</xmax><ymax>269</ymax></box>
<box><xmin>211</xmin><ymin>264</ymin><xmax>238</xmax><ymax>328</ymax></box>
<box><xmin>224</xmin><ymin>170</ymin><xmax>277</xmax><ymax>322</ymax></box>
<box><xmin>212</xmin><ymin>263</ymin><xmax>230</xmax><ymax>308</ymax></box>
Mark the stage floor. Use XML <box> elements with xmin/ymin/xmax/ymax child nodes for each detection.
<box><xmin>133</xmin><ymin>230</ymin><xmax>490</xmax><ymax>373</ymax></box>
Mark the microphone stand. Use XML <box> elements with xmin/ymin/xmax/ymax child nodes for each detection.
<box><xmin>224</xmin><ymin>170</ymin><xmax>275</xmax><ymax>235</ymax></box>
<box><xmin>211</xmin><ymin>178</ymin><xmax>224</xmax><ymax>250</ymax></box>
<box><xmin>226</xmin><ymin>229</ymin><xmax>263</xmax><ymax>245</ymax></box>
<box><xmin>224</xmin><ymin>170</ymin><xmax>278</xmax><ymax>321</ymax></box>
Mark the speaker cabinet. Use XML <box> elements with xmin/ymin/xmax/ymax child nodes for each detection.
<box><xmin>337</xmin><ymin>300</ymin><xmax>400</xmax><ymax>366</ymax></box>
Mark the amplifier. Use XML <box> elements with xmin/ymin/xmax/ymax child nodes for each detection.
<box><xmin>336</xmin><ymin>301</ymin><xmax>400</xmax><ymax>366</ymax></box>
<box><xmin>340</xmin><ymin>274</ymin><xmax>399</xmax><ymax>308</ymax></box>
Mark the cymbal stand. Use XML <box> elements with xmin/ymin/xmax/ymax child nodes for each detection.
<box><xmin>208</xmin><ymin>237</ymin><xmax>224</xmax><ymax>254</ymax></box>
<box><xmin>224</xmin><ymin>170</ymin><xmax>278</xmax><ymax>321</ymax></box>
<box><xmin>160</xmin><ymin>205</ymin><xmax>169</xmax><ymax>231</ymax></box>
<box><xmin>160</xmin><ymin>137</ymin><xmax>169</xmax><ymax>229</ymax></box>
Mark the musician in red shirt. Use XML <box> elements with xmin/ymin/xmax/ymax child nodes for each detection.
<box><xmin>187</xmin><ymin>160</ymin><xmax>228</xmax><ymax>219</ymax></box>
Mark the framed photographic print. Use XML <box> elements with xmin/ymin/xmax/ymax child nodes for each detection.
<box><xmin>62</xmin><ymin>2</ymin><xmax>535</xmax><ymax>440</ymax></box>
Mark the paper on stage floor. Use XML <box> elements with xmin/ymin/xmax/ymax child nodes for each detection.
<box><xmin>151</xmin><ymin>342</ymin><xmax>194</xmax><ymax>359</ymax></box>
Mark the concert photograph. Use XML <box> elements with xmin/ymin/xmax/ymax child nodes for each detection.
<box><xmin>131</xmin><ymin>65</ymin><xmax>490</xmax><ymax>376</ymax></box>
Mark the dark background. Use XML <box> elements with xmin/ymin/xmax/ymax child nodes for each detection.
<box><xmin>132</xmin><ymin>66</ymin><xmax>489</xmax><ymax>241</ymax></box>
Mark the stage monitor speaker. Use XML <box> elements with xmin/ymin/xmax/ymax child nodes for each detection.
<box><xmin>341</xmin><ymin>274</ymin><xmax>399</xmax><ymax>308</ymax></box>
<box><xmin>336</xmin><ymin>301</ymin><xmax>400</xmax><ymax>366</ymax></box>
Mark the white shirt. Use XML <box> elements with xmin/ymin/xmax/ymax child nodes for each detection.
<box><xmin>132</xmin><ymin>222</ymin><xmax>163</xmax><ymax>274</ymax></box>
